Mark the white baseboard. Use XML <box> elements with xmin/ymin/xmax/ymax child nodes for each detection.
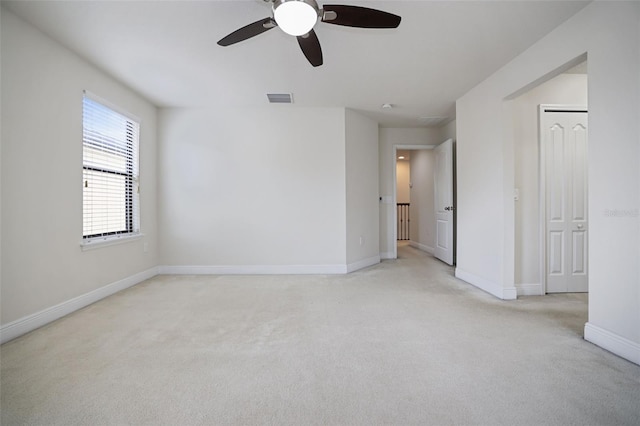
<box><xmin>455</xmin><ymin>268</ymin><xmax>517</xmax><ymax>300</ymax></box>
<box><xmin>0</xmin><ymin>267</ymin><xmax>158</xmax><ymax>344</ymax></box>
<box><xmin>159</xmin><ymin>264</ymin><xmax>349</xmax><ymax>275</ymax></box>
<box><xmin>409</xmin><ymin>241</ymin><xmax>434</xmax><ymax>255</ymax></box>
<box><xmin>346</xmin><ymin>256</ymin><xmax>380</xmax><ymax>273</ymax></box>
<box><xmin>380</xmin><ymin>251</ymin><xmax>395</xmax><ymax>260</ymax></box>
<box><xmin>584</xmin><ymin>322</ymin><xmax>640</xmax><ymax>366</ymax></box>
<box><xmin>159</xmin><ymin>258</ymin><xmax>381</xmax><ymax>276</ymax></box>
<box><xmin>516</xmin><ymin>283</ymin><xmax>544</xmax><ymax>296</ymax></box>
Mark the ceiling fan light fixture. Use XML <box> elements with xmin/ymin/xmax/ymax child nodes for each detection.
<box><xmin>273</xmin><ymin>0</ymin><xmax>319</xmax><ymax>36</ymax></box>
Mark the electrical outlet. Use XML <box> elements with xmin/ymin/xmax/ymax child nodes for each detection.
<box><xmin>143</xmin><ymin>242</ymin><xmax>149</xmax><ymax>253</ymax></box>
<box><xmin>359</xmin><ymin>236</ymin><xmax>364</xmax><ymax>246</ymax></box>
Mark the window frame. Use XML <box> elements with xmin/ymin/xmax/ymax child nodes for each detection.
<box><xmin>81</xmin><ymin>91</ymin><xmax>142</xmax><ymax>248</ymax></box>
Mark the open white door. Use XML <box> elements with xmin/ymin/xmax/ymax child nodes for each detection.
<box><xmin>434</xmin><ymin>139</ymin><xmax>454</xmax><ymax>265</ymax></box>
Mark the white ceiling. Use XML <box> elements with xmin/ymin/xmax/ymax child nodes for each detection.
<box><xmin>3</xmin><ymin>0</ymin><xmax>590</xmax><ymax>127</ymax></box>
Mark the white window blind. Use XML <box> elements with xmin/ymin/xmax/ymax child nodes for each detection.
<box><xmin>83</xmin><ymin>93</ymin><xmax>140</xmax><ymax>242</ymax></box>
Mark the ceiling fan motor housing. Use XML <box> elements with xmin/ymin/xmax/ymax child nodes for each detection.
<box><xmin>273</xmin><ymin>0</ymin><xmax>320</xmax><ymax>36</ymax></box>
<box><xmin>273</xmin><ymin>0</ymin><xmax>320</xmax><ymax>14</ymax></box>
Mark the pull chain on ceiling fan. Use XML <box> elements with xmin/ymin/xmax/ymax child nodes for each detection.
<box><xmin>217</xmin><ymin>0</ymin><xmax>401</xmax><ymax>67</ymax></box>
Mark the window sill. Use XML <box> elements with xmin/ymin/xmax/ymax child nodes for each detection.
<box><xmin>81</xmin><ymin>233</ymin><xmax>144</xmax><ymax>251</ymax></box>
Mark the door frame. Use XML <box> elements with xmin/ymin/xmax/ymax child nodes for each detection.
<box><xmin>391</xmin><ymin>144</ymin><xmax>435</xmax><ymax>259</ymax></box>
<box><xmin>538</xmin><ymin>104</ymin><xmax>588</xmax><ymax>294</ymax></box>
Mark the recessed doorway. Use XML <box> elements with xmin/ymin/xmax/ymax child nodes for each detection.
<box><xmin>511</xmin><ymin>58</ymin><xmax>588</xmax><ymax>296</ymax></box>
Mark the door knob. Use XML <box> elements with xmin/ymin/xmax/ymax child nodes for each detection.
<box><xmin>577</xmin><ymin>224</ymin><xmax>584</xmax><ymax>229</ymax></box>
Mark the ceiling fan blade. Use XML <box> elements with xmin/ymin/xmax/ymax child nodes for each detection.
<box><xmin>297</xmin><ymin>30</ymin><xmax>323</xmax><ymax>67</ymax></box>
<box><xmin>321</xmin><ymin>5</ymin><xmax>401</xmax><ymax>28</ymax></box>
<box><xmin>217</xmin><ymin>18</ymin><xmax>276</xmax><ymax>47</ymax></box>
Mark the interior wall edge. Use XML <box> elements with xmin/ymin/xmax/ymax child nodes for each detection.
<box><xmin>515</xmin><ymin>283</ymin><xmax>544</xmax><ymax>297</ymax></box>
<box><xmin>455</xmin><ymin>268</ymin><xmax>517</xmax><ymax>300</ymax></box>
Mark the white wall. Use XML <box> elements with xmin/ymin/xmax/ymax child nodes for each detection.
<box><xmin>0</xmin><ymin>6</ymin><xmax>4</xmax><ymax>326</ymax></box>
<box><xmin>409</xmin><ymin>149</ymin><xmax>436</xmax><ymax>252</ymax></box>
<box><xmin>439</xmin><ymin>120</ymin><xmax>457</xmax><ymax>143</ymax></box>
<box><xmin>396</xmin><ymin>160</ymin><xmax>410</xmax><ymax>204</ymax></box>
<box><xmin>1</xmin><ymin>9</ymin><xmax>158</xmax><ymax>325</ymax></box>
<box><xmin>456</xmin><ymin>2</ymin><xmax>640</xmax><ymax>363</ymax></box>
<box><xmin>632</xmin><ymin>10</ymin><xmax>640</xmax><ymax>363</ymax></box>
<box><xmin>345</xmin><ymin>109</ymin><xmax>380</xmax><ymax>268</ymax></box>
<box><xmin>379</xmin><ymin>127</ymin><xmax>441</xmax><ymax>258</ymax></box>
<box><xmin>512</xmin><ymin>73</ymin><xmax>588</xmax><ymax>291</ymax></box>
<box><xmin>158</xmin><ymin>107</ymin><xmax>349</xmax><ymax>272</ymax></box>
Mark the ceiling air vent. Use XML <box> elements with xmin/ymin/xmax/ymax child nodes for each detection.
<box><xmin>267</xmin><ymin>93</ymin><xmax>293</xmax><ymax>104</ymax></box>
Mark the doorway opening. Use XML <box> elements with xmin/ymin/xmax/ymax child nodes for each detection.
<box><xmin>396</xmin><ymin>150</ymin><xmax>411</xmax><ymax>242</ymax></box>
<box><xmin>392</xmin><ymin>142</ymin><xmax>455</xmax><ymax>265</ymax></box>
<box><xmin>392</xmin><ymin>146</ymin><xmax>434</xmax><ymax>259</ymax></box>
<box><xmin>510</xmin><ymin>57</ymin><xmax>588</xmax><ymax>296</ymax></box>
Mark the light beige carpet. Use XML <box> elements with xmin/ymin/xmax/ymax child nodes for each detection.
<box><xmin>2</xmin><ymin>245</ymin><xmax>639</xmax><ymax>425</ymax></box>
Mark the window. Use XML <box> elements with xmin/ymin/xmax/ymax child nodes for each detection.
<box><xmin>82</xmin><ymin>93</ymin><xmax>140</xmax><ymax>244</ymax></box>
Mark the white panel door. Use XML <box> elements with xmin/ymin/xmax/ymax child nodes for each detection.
<box><xmin>543</xmin><ymin>109</ymin><xmax>588</xmax><ymax>293</ymax></box>
<box><xmin>434</xmin><ymin>139</ymin><xmax>454</xmax><ymax>265</ymax></box>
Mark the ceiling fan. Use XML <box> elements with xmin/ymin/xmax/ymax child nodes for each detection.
<box><xmin>217</xmin><ymin>0</ymin><xmax>401</xmax><ymax>67</ymax></box>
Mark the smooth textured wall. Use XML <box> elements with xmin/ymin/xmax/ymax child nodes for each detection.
<box><xmin>513</xmin><ymin>73</ymin><xmax>587</xmax><ymax>290</ymax></box>
<box><xmin>439</xmin><ymin>120</ymin><xmax>457</xmax><ymax>143</ymax></box>
<box><xmin>0</xmin><ymin>6</ymin><xmax>4</xmax><ymax>326</ymax></box>
<box><xmin>456</xmin><ymin>2</ymin><xmax>639</xmax><ymax>362</ymax></box>
<box><xmin>158</xmin><ymin>107</ymin><xmax>347</xmax><ymax>270</ymax></box>
<box><xmin>345</xmin><ymin>109</ymin><xmax>379</xmax><ymax>267</ymax></box>
<box><xmin>410</xmin><ymin>150</ymin><xmax>436</xmax><ymax>252</ymax></box>
<box><xmin>396</xmin><ymin>161</ymin><xmax>410</xmax><ymax>204</ymax></box>
<box><xmin>1</xmin><ymin>10</ymin><xmax>158</xmax><ymax>325</ymax></box>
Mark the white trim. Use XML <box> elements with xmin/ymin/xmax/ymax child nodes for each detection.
<box><xmin>0</xmin><ymin>267</ymin><xmax>158</xmax><ymax>344</ymax></box>
<box><xmin>158</xmin><ymin>264</ymin><xmax>349</xmax><ymax>275</ymax></box>
<box><xmin>81</xmin><ymin>233</ymin><xmax>144</xmax><ymax>251</ymax></box>
<box><xmin>346</xmin><ymin>256</ymin><xmax>380</xmax><ymax>273</ymax></box>
<box><xmin>503</xmin><ymin>285</ymin><xmax>517</xmax><ymax>300</ymax></box>
<box><xmin>455</xmin><ymin>267</ymin><xmax>517</xmax><ymax>300</ymax></box>
<box><xmin>380</xmin><ymin>251</ymin><xmax>395</xmax><ymax>260</ymax></box>
<box><xmin>584</xmin><ymin>323</ymin><xmax>640</xmax><ymax>366</ymax></box>
<box><xmin>515</xmin><ymin>283</ymin><xmax>544</xmax><ymax>296</ymax></box>
<box><xmin>409</xmin><ymin>241</ymin><xmax>434</xmax><ymax>255</ymax></box>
